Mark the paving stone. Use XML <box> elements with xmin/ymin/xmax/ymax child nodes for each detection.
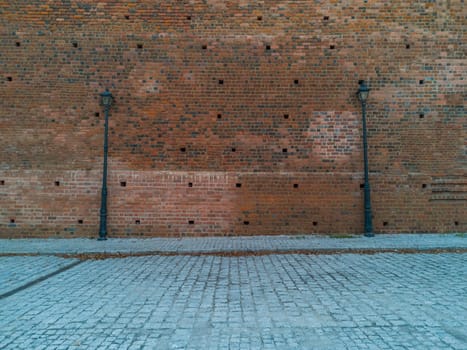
<box><xmin>0</xmin><ymin>256</ymin><xmax>79</xmax><ymax>296</ymax></box>
<box><xmin>0</xmin><ymin>253</ymin><xmax>466</xmax><ymax>348</ymax></box>
<box><xmin>0</xmin><ymin>234</ymin><xmax>466</xmax><ymax>255</ymax></box>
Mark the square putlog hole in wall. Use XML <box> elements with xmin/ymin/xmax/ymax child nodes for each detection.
<box><xmin>323</xmin><ymin>16</ymin><xmax>329</xmax><ymax>20</ymax></box>
<box><xmin>188</xmin><ymin>220</ymin><xmax>195</xmax><ymax>225</ymax></box>
<box><xmin>55</xmin><ymin>181</ymin><xmax>60</xmax><ymax>186</ymax></box>
<box><xmin>0</xmin><ymin>180</ymin><xmax>4</xmax><ymax>185</ymax></box>
<box><xmin>218</xmin><ymin>79</ymin><xmax>224</xmax><ymax>85</ymax></box>
<box><xmin>137</xmin><ymin>44</ymin><xmax>143</xmax><ymax>49</ymax></box>
<box><xmin>236</xmin><ymin>183</ymin><xmax>242</xmax><ymax>188</ymax></box>
<box><xmin>294</xmin><ymin>79</ymin><xmax>299</xmax><ymax>85</ymax></box>
<box><xmin>120</xmin><ymin>181</ymin><xmax>127</xmax><ymax>187</ymax></box>
<box><xmin>266</xmin><ymin>45</ymin><xmax>271</xmax><ymax>50</ymax></box>
<box><xmin>188</xmin><ymin>182</ymin><xmax>193</xmax><ymax>187</ymax></box>
<box><xmin>10</xmin><ymin>219</ymin><xmax>15</xmax><ymax>224</ymax></box>
<box><xmin>330</xmin><ymin>45</ymin><xmax>335</xmax><ymax>49</ymax></box>
<box><xmin>293</xmin><ymin>184</ymin><xmax>299</xmax><ymax>188</ymax></box>
<box><xmin>244</xmin><ymin>221</ymin><xmax>250</xmax><ymax>225</ymax></box>
<box><xmin>7</xmin><ymin>77</ymin><xmax>12</xmax><ymax>81</ymax></box>
<box><xmin>257</xmin><ymin>16</ymin><xmax>262</xmax><ymax>21</ymax></box>
<box><xmin>135</xmin><ymin>219</ymin><xmax>141</xmax><ymax>225</ymax></box>
<box><xmin>15</xmin><ymin>42</ymin><xmax>21</xmax><ymax>47</ymax></box>
<box><xmin>78</xmin><ymin>219</ymin><xmax>83</xmax><ymax>224</ymax></box>
<box><xmin>72</xmin><ymin>42</ymin><xmax>78</xmax><ymax>48</ymax></box>
<box><xmin>284</xmin><ymin>114</ymin><xmax>289</xmax><ymax>119</ymax></box>
<box><xmin>419</xmin><ymin>80</ymin><xmax>424</xmax><ymax>85</ymax></box>
<box><xmin>180</xmin><ymin>147</ymin><xmax>186</xmax><ymax>153</ymax></box>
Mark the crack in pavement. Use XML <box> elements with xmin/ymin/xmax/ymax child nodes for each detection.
<box><xmin>0</xmin><ymin>260</ymin><xmax>83</xmax><ymax>300</ymax></box>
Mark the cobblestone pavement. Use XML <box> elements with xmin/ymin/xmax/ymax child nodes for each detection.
<box><xmin>0</xmin><ymin>256</ymin><xmax>79</xmax><ymax>297</ymax></box>
<box><xmin>0</xmin><ymin>253</ymin><xmax>466</xmax><ymax>349</ymax></box>
<box><xmin>1</xmin><ymin>233</ymin><xmax>466</xmax><ymax>255</ymax></box>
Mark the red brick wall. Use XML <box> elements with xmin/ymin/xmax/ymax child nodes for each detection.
<box><xmin>1</xmin><ymin>1</ymin><xmax>465</xmax><ymax>237</ymax></box>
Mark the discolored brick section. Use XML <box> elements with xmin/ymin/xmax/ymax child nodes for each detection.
<box><xmin>0</xmin><ymin>1</ymin><xmax>465</xmax><ymax>237</ymax></box>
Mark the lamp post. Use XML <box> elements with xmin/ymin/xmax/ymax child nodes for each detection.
<box><xmin>98</xmin><ymin>90</ymin><xmax>113</xmax><ymax>241</ymax></box>
<box><xmin>357</xmin><ymin>81</ymin><xmax>374</xmax><ymax>237</ymax></box>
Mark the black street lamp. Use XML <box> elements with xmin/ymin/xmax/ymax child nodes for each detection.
<box><xmin>357</xmin><ymin>81</ymin><xmax>374</xmax><ymax>237</ymax></box>
<box><xmin>98</xmin><ymin>90</ymin><xmax>113</xmax><ymax>241</ymax></box>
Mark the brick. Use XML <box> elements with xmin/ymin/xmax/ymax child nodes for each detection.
<box><xmin>0</xmin><ymin>1</ymin><xmax>465</xmax><ymax>237</ymax></box>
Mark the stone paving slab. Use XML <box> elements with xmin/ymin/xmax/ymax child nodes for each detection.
<box><xmin>0</xmin><ymin>256</ymin><xmax>80</xmax><ymax>297</ymax></box>
<box><xmin>0</xmin><ymin>253</ymin><xmax>466</xmax><ymax>349</ymax></box>
<box><xmin>0</xmin><ymin>233</ymin><xmax>466</xmax><ymax>255</ymax></box>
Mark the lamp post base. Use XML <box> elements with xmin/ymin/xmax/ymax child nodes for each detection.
<box><xmin>97</xmin><ymin>236</ymin><xmax>107</xmax><ymax>241</ymax></box>
<box><xmin>364</xmin><ymin>232</ymin><xmax>375</xmax><ymax>237</ymax></box>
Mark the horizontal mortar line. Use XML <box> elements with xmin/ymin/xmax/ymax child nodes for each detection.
<box><xmin>431</xmin><ymin>191</ymin><xmax>467</xmax><ymax>193</ymax></box>
<box><xmin>429</xmin><ymin>198</ymin><xmax>467</xmax><ymax>201</ymax></box>
<box><xmin>112</xmin><ymin>171</ymin><xmax>365</xmax><ymax>176</ymax></box>
<box><xmin>0</xmin><ymin>260</ymin><xmax>83</xmax><ymax>300</ymax></box>
<box><xmin>431</xmin><ymin>183</ymin><xmax>467</xmax><ymax>186</ymax></box>
<box><xmin>0</xmin><ymin>171</ymin><xmax>426</xmax><ymax>178</ymax></box>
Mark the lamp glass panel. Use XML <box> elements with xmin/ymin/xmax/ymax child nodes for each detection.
<box><xmin>101</xmin><ymin>93</ymin><xmax>113</xmax><ymax>107</ymax></box>
<box><xmin>358</xmin><ymin>90</ymin><xmax>369</xmax><ymax>102</ymax></box>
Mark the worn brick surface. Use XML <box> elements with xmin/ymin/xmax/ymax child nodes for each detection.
<box><xmin>0</xmin><ymin>1</ymin><xmax>465</xmax><ymax>236</ymax></box>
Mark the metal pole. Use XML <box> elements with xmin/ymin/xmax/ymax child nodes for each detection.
<box><xmin>98</xmin><ymin>103</ymin><xmax>110</xmax><ymax>240</ymax></box>
<box><xmin>361</xmin><ymin>100</ymin><xmax>374</xmax><ymax>237</ymax></box>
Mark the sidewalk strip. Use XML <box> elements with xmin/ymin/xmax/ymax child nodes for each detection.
<box><xmin>0</xmin><ymin>260</ymin><xmax>83</xmax><ymax>300</ymax></box>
